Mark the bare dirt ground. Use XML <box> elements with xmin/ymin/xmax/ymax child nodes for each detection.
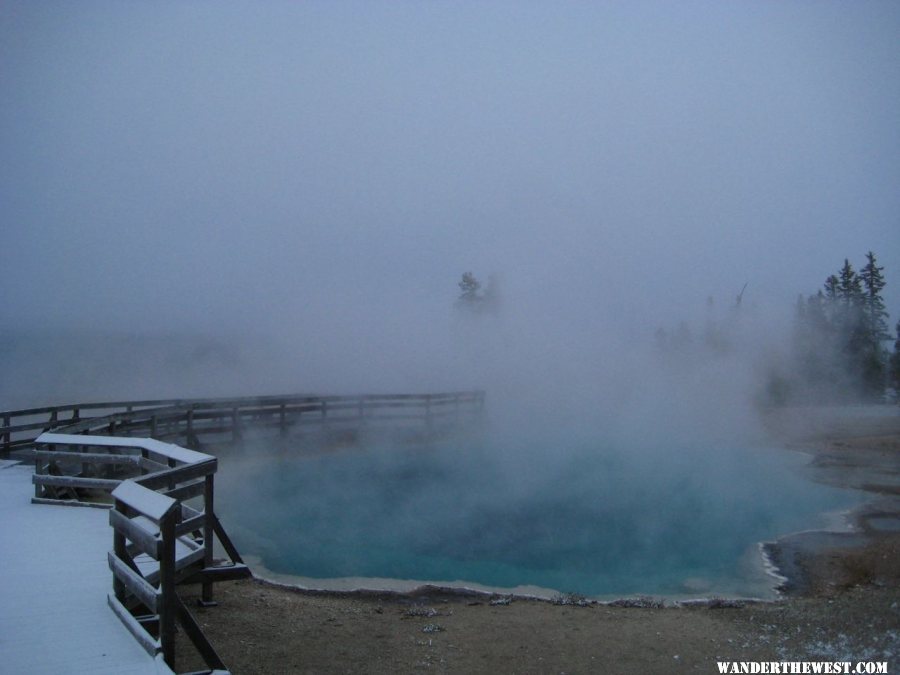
<box><xmin>175</xmin><ymin>409</ymin><xmax>900</xmax><ymax>674</ymax></box>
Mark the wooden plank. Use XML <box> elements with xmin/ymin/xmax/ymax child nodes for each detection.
<box><xmin>107</xmin><ymin>592</ymin><xmax>161</xmax><ymax>657</ymax></box>
<box><xmin>37</xmin><ymin>432</ymin><xmax>147</xmax><ymax>448</ymax></box>
<box><xmin>139</xmin><ymin>456</ymin><xmax>169</xmax><ymax>474</ymax></box>
<box><xmin>108</xmin><ymin>552</ymin><xmax>160</xmax><ymax>612</ymax></box>
<box><xmin>202</xmin><ymin>473</ymin><xmax>215</xmax><ymax>604</ymax></box>
<box><xmin>174</xmin><ymin>514</ymin><xmax>206</xmax><ymax>538</ymax></box>
<box><xmin>158</xmin><ymin>512</ymin><xmax>177</xmax><ymax>668</ymax></box>
<box><xmin>212</xmin><ymin>515</ymin><xmax>244</xmax><ymax>564</ymax></box>
<box><xmin>174</xmin><ymin>594</ymin><xmax>228</xmax><ymax>671</ymax></box>
<box><xmin>112</xmin><ymin>481</ymin><xmax>177</xmax><ymax>521</ymax></box>
<box><xmin>30</xmin><ymin>496</ymin><xmax>112</xmax><ymax>509</ymax></box>
<box><xmin>140</xmin><ymin>439</ymin><xmax>210</xmax><ymax>465</ymax></box>
<box><xmin>135</xmin><ymin>459</ymin><xmax>216</xmax><ymax>491</ymax></box>
<box><xmin>163</xmin><ymin>479</ymin><xmax>205</xmax><ymax>502</ymax></box>
<box><xmin>109</xmin><ymin>509</ymin><xmax>162</xmax><ymax>559</ymax></box>
<box><xmin>4</xmin><ymin>420</ymin><xmax>59</xmax><ymax>433</ymax></box>
<box><xmin>33</xmin><ymin>449</ymin><xmax>140</xmax><ymax>465</ymax></box>
<box><xmin>187</xmin><ymin>563</ymin><xmax>251</xmax><ymax>583</ymax></box>
<box><xmin>32</xmin><ymin>474</ymin><xmax>120</xmax><ymax>490</ymax></box>
<box><xmin>36</xmin><ymin>433</ymin><xmax>213</xmax><ymax>464</ymax></box>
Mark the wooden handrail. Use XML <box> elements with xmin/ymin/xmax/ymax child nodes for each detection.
<box><xmin>99</xmin><ymin>433</ymin><xmax>239</xmax><ymax>673</ymax></box>
<box><xmin>14</xmin><ymin>389</ymin><xmax>486</xmax><ymax>673</ymax></box>
<box><xmin>3</xmin><ymin>390</ymin><xmax>486</xmax><ymax>456</ymax></box>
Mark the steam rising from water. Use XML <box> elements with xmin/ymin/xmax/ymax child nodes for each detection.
<box><xmin>216</xmin><ymin>430</ymin><xmax>859</xmax><ymax>598</ymax></box>
<box><xmin>1</xmin><ymin>1</ymin><xmax>894</xmax><ymax>596</ymax></box>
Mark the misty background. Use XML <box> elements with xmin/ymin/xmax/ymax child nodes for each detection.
<box><xmin>2</xmin><ymin>2</ymin><xmax>899</xmax><ymax>426</ymax></box>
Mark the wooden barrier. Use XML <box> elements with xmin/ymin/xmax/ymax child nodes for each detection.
<box><xmin>58</xmin><ymin>432</ymin><xmax>249</xmax><ymax>673</ymax></box>
<box><xmin>10</xmin><ymin>390</ymin><xmax>485</xmax><ymax>673</ymax></box>
<box><xmin>2</xmin><ymin>391</ymin><xmax>486</xmax><ymax>456</ymax></box>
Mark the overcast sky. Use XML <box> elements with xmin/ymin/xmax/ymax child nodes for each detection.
<box><xmin>2</xmin><ymin>1</ymin><xmax>899</xmax><ymax>347</ymax></box>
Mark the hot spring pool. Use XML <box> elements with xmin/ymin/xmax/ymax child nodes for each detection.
<box><xmin>215</xmin><ymin>434</ymin><xmax>862</xmax><ymax>599</ymax></box>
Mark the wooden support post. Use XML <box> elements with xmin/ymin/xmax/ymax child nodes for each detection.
<box><xmin>34</xmin><ymin>445</ymin><xmax>47</xmax><ymax>499</ymax></box>
<box><xmin>82</xmin><ymin>444</ymin><xmax>90</xmax><ymax>478</ymax></box>
<box><xmin>167</xmin><ymin>457</ymin><xmax>176</xmax><ymax>492</ymax></box>
<box><xmin>425</xmin><ymin>394</ymin><xmax>433</xmax><ymax>432</ymax></box>
<box><xmin>201</xmin><ymin>473</ymin><xmax>215</xmax><ymax>605</ymax></box>
<box><xmin>112</xmin><ymin>500</ymin><xmax>128</xmax><ymax>603</ymax></box>
<box><xmin>158</xmin><ymin>509</ymin><xmax>177</xmax><ymax>669</ymax></box>
<box><xmin>279</xmin><ymin>404</ymin><xmax>287</xmax><ymax>436</ymax></box>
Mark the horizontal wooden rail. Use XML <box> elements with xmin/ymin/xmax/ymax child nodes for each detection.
<box><xmin>100</xmin><ymin>435</ymin><xmax>242</xmax><ymax>673</ymax></box>
<box><xmin>12</xmin><ymin>389</ymin><xmax>485</xmax><ymax>674</ymax></box>
<box><xmin>2</xmin><ymin>390</ymin><xmax>486</xmax><ymax>456</ymax></box>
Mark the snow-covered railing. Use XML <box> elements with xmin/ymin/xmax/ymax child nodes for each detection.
<box><xmin>2</xmin><ymin>391</ymin><xmax>486</xmax><ymax>456</ymax></box>
<box><xmin>32</xmin><ymin>432</ymin><xmax>206</xmax><ymax>507</ymax></box>
<box><xmin>50</xmin><ymin>432</ymin><xmax>247</xmax><ymax>673</ymax></box>
<box><xmin>0</xmin><ymin>398</ymin><xmax>187</xmax><ymax>455</ymax></box>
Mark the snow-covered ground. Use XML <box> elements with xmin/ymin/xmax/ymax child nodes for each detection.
<box><xmin>0</xmin><ymin>460</ymin><xmax>171</xmax><ymax>674</ymax></box>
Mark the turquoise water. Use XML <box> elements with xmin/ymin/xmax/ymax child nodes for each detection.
<box><xmin>216</xmin><ymin>436</ymin><xmax>862</xmax><ymax>597</ymax></box>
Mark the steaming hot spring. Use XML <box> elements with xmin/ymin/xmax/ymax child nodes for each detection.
<box><xmin>213</xmin><ymin>417</ymin><xmax>859</xmax><ymax>600</ymax></box>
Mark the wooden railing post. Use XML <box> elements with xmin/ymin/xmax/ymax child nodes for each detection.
<box><xmin>34</xmin><ymin>444</ymin><xmax>48</xmax><ymax>499</ymax></box>
<box><xmin>112</xmin><ymin>500</ymin><xmax>128</xmax><ymax>603</ymax></box>
<box><xmin>158</xmin><ymin>508</ymin><xmax>177</xmax><ymax>669</ymax></box>
<box><xmin>201</xmin><ymin>473</ymin><xmax>215</xmax><ymax>605</ymax></box>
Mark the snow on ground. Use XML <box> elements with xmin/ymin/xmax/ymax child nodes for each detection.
<box><xmin>0</xmin><ymin>462</ymin><xmax>171</xmax><ymax>674</ymax></box>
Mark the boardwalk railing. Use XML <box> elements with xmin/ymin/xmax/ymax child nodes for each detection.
<box><xmin>10</xmin><ymin>390</ymin><xmax>485</xmax><ymax>673</ymax></box>
<box><xmin>36</xmin><ymin>431</ymin><xmax>248</xmax><ymax>673</ymax></box>
<box><xmin>2</xmin><ymin>391</ymin><xmax>486</xmax><ymax>456</ymax></box>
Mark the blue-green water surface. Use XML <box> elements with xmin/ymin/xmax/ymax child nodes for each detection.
<box><xmin>216</xmin><ymin>436</ymin><xmax>861</xmax><ymax>597</ymax></box>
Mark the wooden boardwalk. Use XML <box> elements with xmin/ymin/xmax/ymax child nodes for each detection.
<box><xmin>0</xmin><ymin>460</ymin><xmax>171</xmax><ymax>674</ymax></box>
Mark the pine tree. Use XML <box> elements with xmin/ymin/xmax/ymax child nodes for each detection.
<box><xmin>823</xmin><ymin>275</ymin><xmax>839</xmax><ymax>302</ymax></box>
<box><xmin>458</xmin><ymin>272</ymin><xmax>481</xmax><ymax>302</ymax></box>
<box><xmin>854</xmin><ymin>252</ymin><xmax>889</xmax><ymax>400</ymax></box>
<box><xmin>831</xmin><ymin>259</ymin><xmax>866</xmax><ymax>391</ymax></box>
<box><xmin>860</xmin><ymin>251</ymin><xmax>889</xmax><ymax>344</ymax></box>
<box><xmin>456</xmin><ymin>272</ymin><xmax>487</xmax><ymax>314</ymax></box>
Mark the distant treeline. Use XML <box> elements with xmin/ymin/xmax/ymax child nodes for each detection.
<box><xmin>788</xmin><ymin>252</ymin><xmax>895</xmax><ymax>403</ymax></box>
<box><xmin>654</xmin><ymin>251</ymin><xmax>899</xmax><ymax>405</ymax></box>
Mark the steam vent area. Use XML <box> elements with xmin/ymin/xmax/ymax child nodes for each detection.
<box><xmin>0</xmin><ymin>392</ymin><xmax>485</xmax><ymax>674</ymax></box>
<box><xmin>2</xmin><ymin>395</ymin><xmax>900</xmax><ymax>674</ymax></box>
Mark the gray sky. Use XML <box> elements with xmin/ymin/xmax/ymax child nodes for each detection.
<box><xmin>2</xmin><ymin>1</ymin><xmax>899</xmax><ymax>354</ymax></box>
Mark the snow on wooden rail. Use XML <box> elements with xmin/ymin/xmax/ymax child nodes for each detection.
<box><xmin>1</xmin><ymin>391</ymin><xmax>485</xmax><ymax>456</ymax></box>
<box><xmin>32</xmin><ymin>431</ymin><xmax>247</xmax><ymax>673</ymax></box>
<box><xmin>6</xmin><ymin>391</ymin><xmax>484</xmax><ymax>673</ymax></box>
<box><xmin>32</xmin><ymin>431</ymin><xmax>214</xmax><ymax>507</ymax></box>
